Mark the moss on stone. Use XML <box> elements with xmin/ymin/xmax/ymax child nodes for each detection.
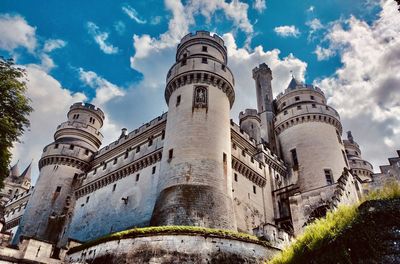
<box><xmin>68</xmin><ymin>225</ymin><xmax>271</xmax><ymax>254</ymax></box>
<box><xmin>269</xmin><ymin>182</ymin><xmax>400</xmax><ymax>264</ymax></box>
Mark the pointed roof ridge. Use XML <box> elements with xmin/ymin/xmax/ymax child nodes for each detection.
<box><xmin>9</xmin><ymin>160</ymin><xmax>20</xmax><ymax>178</ymax></box>
<box><xmin>287</xmin><ymin>76</ymin><xmax>302</xmax><ymax>90</ymax></box>
<box><xmin>19</xmin><ymin>161</ymin><xmax>32</xmax><ymax>181</ymax></box>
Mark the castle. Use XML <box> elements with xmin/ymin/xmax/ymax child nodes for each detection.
<box><xmin>0</xmin><ymin>31</ymin><xmax>398</xmax><ymax>263</ymax></box>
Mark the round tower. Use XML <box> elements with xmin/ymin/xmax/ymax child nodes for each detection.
<box><xmin>274</xmin><ymin>78</ymin><xmax>348</xmax><ymax>191</ymax></box>
<box><xmin>151</xmin><ymin>31</ymin><xmax>236</xmax><ymax>230</ymax></box>
<box><xmin>239</xmin><ymin>109</ymin><xmax>261</xmax><ymax>144</ymax></box>
<box><xmin>16</xmin><ymin>102</ymin><xmax>104</xmax><ymax>246</ymax></box>
<box><xmin>343</xmin><ymin>131</ymin><xmax>373</xmax><ymax>182</ymax></box>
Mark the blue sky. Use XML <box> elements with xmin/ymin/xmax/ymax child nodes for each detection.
<box><xmin>1</xmin><ymin>0</ymin><xmax>399</xmax><ymax>182</ymax></box>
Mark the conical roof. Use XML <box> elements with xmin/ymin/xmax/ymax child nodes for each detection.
<box><xmin>9</xmin><ymin>161</ymin><xmax>20</xmax><ymax>178</ymax></box>
<box><xmin>287</xmin><ymin>76</ymin><xmax>302</xmax><ymax>90</ymax></box>
<box><xmin>19</xmin><ymin>162</ymin><xmax>32</xmax><ymax>181</ymax></box>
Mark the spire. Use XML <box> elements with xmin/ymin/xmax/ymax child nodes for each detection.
<box><xmin>9</xmin><ymin>161</ymin><xmax>20</xmax><ymax>178</ymax></box>
<box><xmin>19</xmin><ymin>162</ymin><xmax>32</xmax><ymax>181</ymax></box>
<box><xmin>287</xmin><ymin>76</ymin><xmax>301</xmax><ymax>90</ymax></box>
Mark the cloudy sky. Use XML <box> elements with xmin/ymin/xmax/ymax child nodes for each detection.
<box><xmin>1</xmin><ymin>0</ymin><xmax>399</xmax><ymax>182</ymax></box>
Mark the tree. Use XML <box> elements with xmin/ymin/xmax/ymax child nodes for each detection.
<box><xmin>0</xmin><ymin>57</ymin><xmax>33</xmax><ymax>188</ymax></box>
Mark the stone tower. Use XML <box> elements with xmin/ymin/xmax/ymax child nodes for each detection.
<box><xmin>252</xmin><ymin>63</ymin><xmax>278</xmax><ymax>154</ymax></box>
<box><xmin>239</xmin><ymin>109</ymin><xmax>261</xmax><ymax>144</ymax></box>
<box><xmin>151</xmin><ymin>31</ymin><xmax>236</xmax><ymax>230</ymax></box>
<box><xmin>274</xmin><ymin>77</ymin><xmax>349</xmax><ymax>233</ymax></box>
<box><xmin>15</xmin><ymin>103</ymin><xmax>104</xmax><ymax>246</ymax></box>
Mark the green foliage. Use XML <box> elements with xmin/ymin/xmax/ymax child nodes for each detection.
<box><xmin>0</xmin><ymin>57</ymin><xmax>33</xmax><ymax>188</ymax></box>
<box><xmin>269</xmin><ymin>182</ymin><xmax>400</xmax><ymax>264</ymax></box>
<box><xmin>68</xmin><ymin>225</ymin><xmax>268</xmax><ymax>254</ymax></box>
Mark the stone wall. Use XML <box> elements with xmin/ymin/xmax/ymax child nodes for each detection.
<box><xmin>66</xmin><ymin>234</ymin><xmax>279</xmax><ymax>264</ymax></box>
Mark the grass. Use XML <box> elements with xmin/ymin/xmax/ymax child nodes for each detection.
<box><xmin>269</xmin><ymin>182</ymin><xmax>400</xmax><ymax>264</ymax></box>
<box><xmin>68</xmin><ymin>225</ymin><xmax>270</xmax><ymax>254</ymax></box>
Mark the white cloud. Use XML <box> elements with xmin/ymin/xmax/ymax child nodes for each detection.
<box><xmin>0</xmin><ymin>14</ymin><xmax>36</xmax><ymax>52</ymax></box>
<box><xmin>274</xmin><ymin>25</ymin><xmax>300</xmax><ymax>38</ymax></box>
<box><xmin>306</xmin><ymin>18</ymin><xmax>324</xmax><ymax>41</ymax></box>
<box><xmin>314</xmin><ymin>45</ymin><xmax>335</xmax><ymax>60</ymax></box>
<box><xmin>307</xmin><ymin>6</ymin><xmax>315</xmax><ymax>12</ymax></box>
<box><xmin>78</xmin><ymin>68</ymin><xmax>125</xmax><ymax>106</ymax></box>
<box><xmin>315</xmin><ymin>0</ymin><xmax>400</xmax><ymax>169</ymax></box>
<box><xmin>122</xmin><ymin>5</ymin><xmax>147</xmax><ymax>24</ymax></box>
<box><xmin>11</xmin><ymin>65</ymin><xmax>86</xmax><ymax>183</ymax></box>
<box><xmin>43</xmin><ymin>39</ymin><xmax>66</xmax><ymax>52</ymax></box>
<box><xmin>150</xmin><ymin>16</ymin><xmax>162</xmax><ymax>25</ymax></box>
<box><xmin>87</xmin><ymin>22</ymin><xmax>119</xmax><ymax>54</ymax></box>
<box><xmin>253</xmin><ymin>0</ymin><xmax>266</xmax><ymax>13</ymax></box>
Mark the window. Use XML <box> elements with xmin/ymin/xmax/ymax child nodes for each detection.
<box><xmin>251</xmin><ymin>157</ymin><xmax>254</xmax><ymax>163</ymax></box>
<box><xmin>169</xmin><ymin>149</ymin><xmax>174</xmax><ymax>160</ymax></box>
<box><xmin>70</xmin><ymin>144</ymin><xmax>74</xmax><ymax>150</ymax></box>
<box><xmin>202</xmin><ymin>46</ymin><xmax>208</xmax><ymax>52</ymax></box>
<box><xmin>148</xmin><ymin>137</ymin><xmax>153</xmax><ymax>146</ymax></box>
<box><xmin>253</xmin><ymin>185</ymin><xmax>257</xmax><ymax>194</ymax></box>
<box><xmin>310</xmin><ymin>95</ymin><xmax>315</xmax><ymax>100</ymax></box>
<box><xmin>221</xmin><ymin>64</ymin><xmax>226</xmax><ymax>71</ymax></box>
<box><xmin>336</xmin><ymin>130</ymin><xmax>342</xmax><ymax>144</ymax></box>
<box><xmin>291</xmin><ymin>149</ymin><xmax>299</xmax><ymax>170</ymax></box>
<box><xmin>324</xmin><ymin>169</ymin><xmax>333</xmax><ymax>185</ymax></box>
<box><xmin>112</xmin><ymin>184</ymin><xmax>116</xmax><ymax>192</ymax></box>
<box><xmin>232</xmin><ymin>143</ymin><xmax>237</xmax><ymax>149</ymax></box>
<box><xmin>86</xmin><ymin>196</ymin><xmax>90</xmax><ymax>203</ymax></box>
<box><xmin>113</xmin><ymin>158</ymin><xmax>117</xmax><ymax>165</ymax></box>
<box><xmin>202</xmin><ymin>58</ymin><xmax>208</xmax><ymax>64</ymax></box>
<box><xmin>85</xmin><ymin>149</ymin><xmax>90</xmax><ymax>155</ymax></box>
<box><xmin>176</xmin><ymin>95</ymin><xmax>181</xmax><ymax>106</ymax></box>
<box><xmin>312</xmin><ymin>103</ymin><xmax>316</xmax><ymax>108</ymax></box>
<box><xmin>234</xmin><ymin>173</ymin><xmax>238</xmax><ymax>182</ymax></box>
<box><xmin>136</xmin><ymin>146</ymin><xmax>140</xmax><ymax>153</ymax></box>
<box><xmin>56</xmin><ymin>186</ymin><xmax>61</xmax><ymax>192</ymax></box>
<box><xmin>223</xmin><ymin>153</ymin><xmax>227</xmax><ymax>163</ymax></box>
<box><xmin>136</xmin><ymin>174</ymin><xmax>140</xmax><ymax>182</ymax></box>
<box><xmin>295</xmin><ymin>96</ymin><xmax>300</xmax><ymax>101</ymax></box>
<box><xmin>93</xmin><ymin>168</ymin><xmax>97</xmax><ymax>175</ymax></box>
<box><xmin>181</xmin><ymin>59</ymin><xmax>187</xmax><ymax>66</ymax></box>
<box><xmin>242</xmin><ymin>149</ymin><xmax>246</xmax><ymax>157</ymax></box>
<box><xmin>54</xmin><ymin>144</ymin><xmax>59</xmax><ymax>149</ymax></box>
<box><xmin>103</xmin><ymin>163</ymin><xmax>107</xmax><ymax>170</ymax></box>
<box><xmin>342</xmin><ymin>150</ymin><xmax>349</xmax><ymax>167</ymax></box>
<box><xmin>297</xmin><ymin>105</ymin><xmax>302</xmax><ymax>110</ymax></box>
<box><xmin>161</xmin><ymin>130</ymin><xmax>165</xmax><ymax>140</ymax></box>
<box><xmin>125</xmin><ymin>151</ymin><xmax>129</xmax><ymax>159</ymax></box>
<box><xmin>152</xmin><ymin>166</ymin><xmax>156</xmax><ymax>174</ymax></box>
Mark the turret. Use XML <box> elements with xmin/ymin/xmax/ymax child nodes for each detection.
<box><xmin>15</xmin><ymin>102</ymin><xmax>104</xmax><ymax>247</ymax></box>
<box><xmin>252</xmin><ymin>63</ymin><xmax>278</xmax><ymax>154</ymax></box>
<box><xmin>239</xmin><ymin>109</ymin><xmax>261</xmax><ymax>144</ymax></box>
<box><xmin>151</xmin><ymin>31</ymin><xmax>236</xmax><ymax>230</ymax></box>
<box><xmin>274</xmin><ymin>77</ymin><xmax>349</xmax><ymax>233</ymax></box>
<box><xmin>343</xmin><ymin>131</ymin><xmax>373</xmax><ymax>182</ymax></box>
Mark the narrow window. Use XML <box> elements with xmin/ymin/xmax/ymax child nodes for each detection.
<box><xmin>291</xmin><ymin>149</ymin><xmax>299</xmax><ymax>170</ymax></box>
<box><xmin>136</xmin><ymin>146</ymin><xmax>140</xmax><ymax>153</ymax></box>
<box><xmin>282</xmin><ymin>102</ymin><xmax>286</xmax><ymax>107</ymax></box>
<box><xmin>251</xmin><ymin>157</ymin><xmax>254</xmax><ymax>163</ymax></box>
<box><xmin>342</xmin><ymin>150</ymin><xmax>349</xmax><ymax>167</ymax></box>
<box><xmin>295</xmin><ymin>96</ymin><xmax>300</xmax><ymax>101</ymax></box>
<box><xmin>103</xmin><ymin>163</ymin><xmax>107</xmax><ymax>170</ymax></box>
<box><xmin>202</xmin><ymin>58</ymin><xmax>207</xmax><ymax>64</ymax></box>
<box><xmin>113</xmin><ymin>158</ymin><xmax>117</xmax><ymax>165</ymax></box>
<box><xmin>136</xmin><ymin>174</ymin><xmax>140</xmax><ymax>182</ymax></box>
<box><xmin>70</xmin><ymin>144</ymin><xmax>74</xmax><ymax>150</ymax></box>
<box><xmin>86</xmin><ymin>196</ymin><xmax>90</xmax><ymax>203</ymax></box>
<box><xmin>176</xmin><ymin>95</ymin><xmax>181</xmax><ymax>106</ymax></box>
<box><xmin>223</xmin><ymin>152</ymin><xmax>227</xmax><ymax>163</ymax></box>
<box><xmin>152</xmin><ymin>166</ymin><xmax>156</xmax><ymax>174</ymax></box>
<box><xmin>161</xmin><ymin>130</ymin><xmax>165</xmax><ymax>140</ymax></box>
<box><xmin>148</xmin><ymin>137</ymin><xmax>153</xmax><ymax>146</ymax></box>
<box><xmin>234</xmin><ymin>173</ymin><xmax>238</xmax><ymax>182</ymax></box>
<box><xmin>169</xmin><ymin>149</ymin><xmax>174</xmax><ymax>160</ymax></box>
<box><xmin>221</xmin><ymin>64</ymin><xmax>226</xmax><ymax>71</ymax></box>
<box><xmin>85</xmin><ymin>149</ymin><xmax>90</xmax><ymax>155</ymax></box>
<box><xmin>253</xmin><ymin>185</ymin><xmax>257</xmax><ymax>194</ymax></box>
<box><xmin>284</xmin><ymin>110</ymin><xmax>288</xmax><ymax>115</ymax></box>
<box><xmin>336</xmin><ymin>130</ymin><xmax>342</xmax><ymax>144</ymax></box>
<box><xmin>202</xmin><ymin>46</ymin><xmax>208</xmax><ymax>52</ymax></box>
<box><xmin>232</xmin><ymin>143</ymin><xmax>237</xmax><ymax>150</ymax></box>
<box><xmin>112</xmin><ymin>184</ymin><xmax>116</xmax><ymax>192</ymax></box>
<box><xmin>93</xmin><ymin>168</ymin><xmax>97</xmax><ymax>175</ymax></box>
<box><xmin>310</xmin><ymin>95</ymin><xmax>315</xmax><ymax>100</ymax></box>
<box><xmin>55</xmin><ymin>186</ymin><xmax>61</xmax><ymax>192</ymax></box>
<box><xmin>242</xmin><ymin>149</ymin><xmax>246</xmax><ymax>157</ymax></box>
<box><xmin>54</xmin><ymin>144</ymin><xmax>59</xmax><ymax>149</ymax></box>
<box><xmin>312</xmin><ymin>103</ymin><xmax>316</xmax><ymax>108</ymax></box>
<box><xmin>181</xmin><ymin>59</ymin><xmax>187</xmax><ymax>66</ymax></box>
<box><xmin>297</xmin><ymin>105</ymin><xmax>302</xmax><ymax>110</ymax></box>
<box><xmin>124</xmin><ymin>151</ymin><xmax>129</xmax><ymax>159</ymax></box>
<box><xmin>324</xmin><ymin>169</ymin><xmax>333</xmax><ymax>185</ymax></box>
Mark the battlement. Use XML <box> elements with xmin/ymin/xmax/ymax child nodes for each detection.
<box><xmin>252</xmin><ymin>63</ymin><xmax>272</xmax><ymax>78</ymax></box>
<box><xmin>178</xmin><ymin>31</ymin><xmax>226</xmax><ymax>50</ymax></box>
<box><xmin>239</xmin><ymin>109</ymin><xmax>260</xmax><ymax>122</ymax></box>
<box><xmin>276</xmin><ymin>84</ymin><xmax>324</xmax><ymax>101</ymax></box>
<box><xmin>70</xmin><ymin>102</ymin><xmax>105</xmax><ymax>120</ymax></box>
